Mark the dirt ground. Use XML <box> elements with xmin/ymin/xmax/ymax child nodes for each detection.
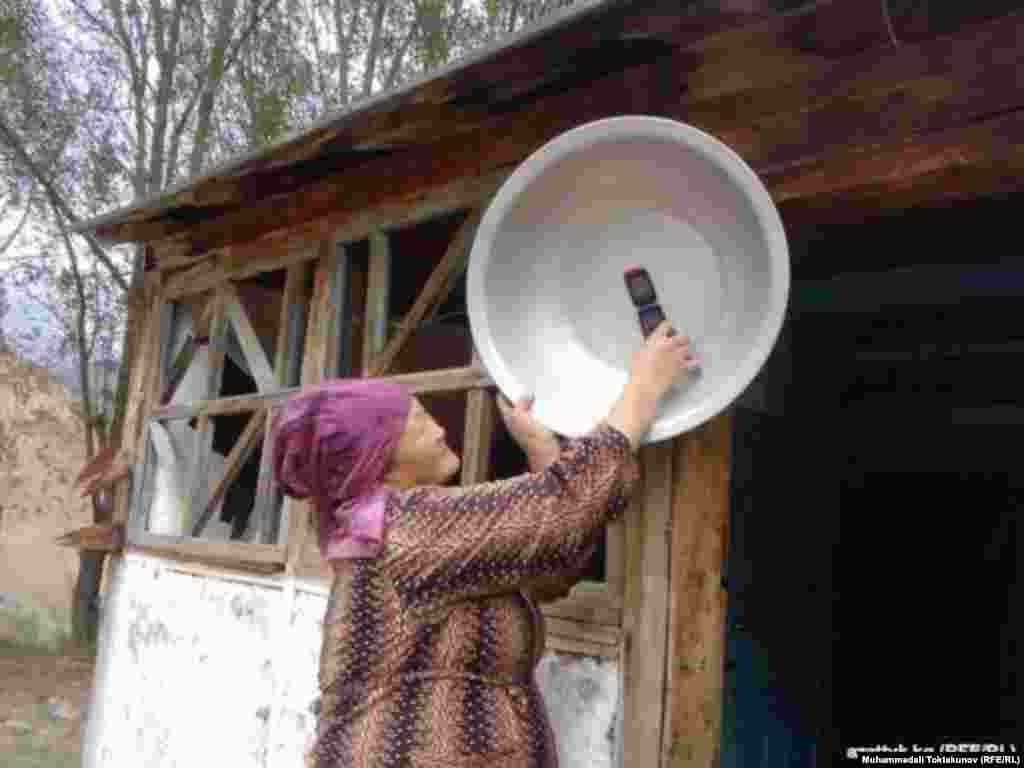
<box><xmin>0</xmin><ymin>652</ymin><xmax>95</xmax><ymax>767</ymax></box>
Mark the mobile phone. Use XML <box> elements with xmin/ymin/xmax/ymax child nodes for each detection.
<box><xmin>624</xmin><ymin>266</ymin><xmax>673</xmax><ymax>337</ymax></box>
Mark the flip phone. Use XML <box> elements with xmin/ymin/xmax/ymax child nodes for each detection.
<box><xmin>624</xmin><ymin>266</ymin><xmax>673</xmax><ymax>337</ymax></box>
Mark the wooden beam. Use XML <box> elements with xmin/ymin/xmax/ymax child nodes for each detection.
<box><xmin>370</xmin><ymin>209</ymin><xmax>482</xmax><ymax>377</ymax></box>
<box><xmin>545</xmin><ymin>616</ymin><xmax>621</xmax><ymax>648</ymax></box>
<box><xmin>273</xmin><ymin>261</ymin><xmax>312</xmax><ymax>387</ymax></box>
<box><xmin>678</xmin><ymin>9</ymin><xmax>1024</xmax><ymax>171</ymax></box>
<box><xmin>121</xmin><ymin>275</ymin><xmax>164</xmax><ymax>526</ymax></box>
<box><xmin>770</xmin><ymin>109</ymin><xmax>1024</xmax><ymax>218</ymax></box>
<box><xmin>56</xmin><ymin>523</ymin><xmax>126</xmax><ymax>553</ymax></box>
<box><xmin>250</xmin><ymin>261</ymin><xmax>312</xmax><ymax>545</ymax></box>
<box><xmin>162</xmin><ymin>243</ymin><xmax>319</xmax><ymax>300</ymax></box>
<box><xmin>545</xmin><ymin>634</ymin><xmax>619</xmax><ymax>660</ymax></box>
<box><xmin>300</xmin><ymin>240</ymin><xmax>343</xmax><ymax>385</ymax></box>
<box><xmin>104</xmin><ymin>3</ymin><xmax>1021</xmax><ymax>254</ymax></box>
<box><xmin>666</xmin><ymin>414</ymin><xmax>731</xmax><ymax>768</ymax></box>
<box><xmin>540</xmin><ymin>582</ymin><xmax>622</xmax><ymax>627</ymax></box>
<box><xmin>459</xmin><ymin>345</ymin><xmax>497</xmax><ymax>486</ymax></box>
<box><xmin>151</xmin><ymin>365</ymin><xmax>495</xmax><ymax>421</ymax></box>
<box><xmin>324</xmin><ymin>245</ymin><xmax>351</xmax><ymax>378</ymax></box>
<box><xmin>361</xmin><ymin>230</ymin><xmax>390</xmax><ymax>373</ymax></box>
<box><xmin>622</xmin><ymin>443</ymin><xmax>674</xmax><ymax>768</ymax></box>
<box><xmin>283</xmin><ymin>245</ymin><xmax>344</xmax><ymax>573</ymax></box>
<box><xmin>153</xmin><ymin>168</ymin><xmax>508</xmax><ymax>275</ymax></box>
<box><xmin>129</xmin><ymin>532</ymin><xmax>286</xmax><ymax>574</ymax></box>
<box><xmin>223</xmin><ymin>282</ymin><xmax>277</xmax><ymax>392</ymax></box>
<box><xmin>161</xmin><ymin>336</ymin><xmax>197</xmax><ymax>404</ymax></box>
<box><xmin>185</xmin><ymin>292</ymin><xmax>227</xmax><ymax>534</ymax></box>
<box><xmin>190</xmin><ymin>410</ymin><xmax>267</xmax><ymax>537</ymax></box>
<box><xmin>459</xmin><ymin>387</ymin><xmax>495</xmax><ymax>485</ymax></box>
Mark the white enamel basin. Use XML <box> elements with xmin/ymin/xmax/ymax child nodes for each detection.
<box><xmin>467</xmin><ymin>116</ymin><xmax>789</xmax><ymax>443</ymax></box>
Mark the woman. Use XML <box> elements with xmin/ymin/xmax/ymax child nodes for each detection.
<box><xmin>273</xmin><ymin>322</ymin><xmax>696</xmax><ymax>768</ymax></box>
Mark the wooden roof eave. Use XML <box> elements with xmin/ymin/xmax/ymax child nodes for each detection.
<box><xmin>75</xmin><ymin>0</ymin><xmax>835</xmax><ymax>249</ymax></box>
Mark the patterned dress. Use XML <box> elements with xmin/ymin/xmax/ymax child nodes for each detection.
<box><xmin>312</xmin><ymin>424</ymin><xmax>639</xmax><ymax>768</ymax></box>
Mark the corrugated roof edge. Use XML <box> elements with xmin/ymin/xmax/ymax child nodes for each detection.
<box><xmin>74</xmin><ymin>0</ymin><xmax>626</xmax><ymax>240</ymax></box>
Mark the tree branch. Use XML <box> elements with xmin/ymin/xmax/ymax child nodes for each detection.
<box><xmin>0</xmin><ymin>114</ymin><xmax>130</xmax><ymax>293</ymax></box>
<box><xmin>0</xmin><ymin>201</ymin><xmax>32</xmax><ymax>258</ymax></box>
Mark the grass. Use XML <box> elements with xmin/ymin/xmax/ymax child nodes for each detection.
<box><xmin>7</xmin><ymin>731</ymin><xmax>81</xmax><ymax>768</ymax></box>
<box><xmin>0</xmin><ymin>601</ymin><xmax>75</xmax><ymax>657</ymax></box>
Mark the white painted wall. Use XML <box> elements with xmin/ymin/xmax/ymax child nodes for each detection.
<box><xmin>84</xmin><ymin>553</ymin><xmax>621</xmax><ymax>768</ymax></box>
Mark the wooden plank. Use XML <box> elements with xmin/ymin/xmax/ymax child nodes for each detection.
<box><xmin>148</xmin><ymin>168</ymin><xmax>509</xmax><ymax>270</ymax></box>
<box><xmin>606</xmin><ymin>516</ymin><xmax>625</xmax><ymax>605</ymax></box>
<box><xmin>666</xmin><ymin>415</ymin><xmax>731</xmax><ymax>768</ymax></box>
<box><xmin>460</xmin><ymin>387</ymin><xmax>495</xmax><ymax>485</ymax></box>
<box><xmin>152</xmin><ymin>366</ymin><xmax>495</xmax><ymax>421</ymax></box>
<box><xmin>769</xmin><ymin>108</ymin><xmax>1024</xmax><ymax>203</ymax></box>
<box><xmin>223</xmin><ymin>282</ymin><xmax>276</xmax><ymax>392</ymax></box>
<box><xmin>55</xmin><ymin>523</ymin><xmax>125</xmax><ymax>553</ymax></box>
<box><xmin>128</xmin><ymin>533</ymin><xmax>286</xmax><ymax>573</ymax></box>
<box><xmin>539</xmin><ymin>582</ymin><xmax>621</xmax><ymax>627</ymax></box>
<box><xmin>161</xmin><ymin>336</ymin><xmax>196</xmax><ymax>404</ymax></box>
<box><xmin>185</xmin><ymin>292</ymin><xmax>227</xmax><ymax>533</ymax></box>
<box><xmin>190</xmin><ymin>410</ymin><xmax>267</xmax><ymax>537</ymax></box>
<box><xmin>361</xmin><ymin>230</ymin><xmax>390</xmax><ymax>373</ymax></box>
<box><xmin>460</xmin><ymin>346</ymin><xmax>496</xmax><ymax>486</ymax></box>
<box><xmin>545</xmin><ymin>616</ymin><xmax>621</xmax><ymax>647</ymax></box>
<box><xmin>370</xmin><ymin>209</ymin><xmax>482</xmax><ymax>377</ymax></box>
<box><xmin>254</xmin><ymin>262</ymin><xmax>311</xmax><ymax>544</ymax></box>
<box><xmin>163</xmin><ymin>258</ymin><xmax>226</xmax><ymax>299</ymax></box>
<box><xmin>300</xmin><ymin>240</ymin><xmax>341</xmax><ymax>385</ymax></box>
<box><xmin>678</xmin><ymin>9</ymin><xmax>1024</xmax><ymax>170</ymax></box>
<box><xmin>122</xmin><ymin>275</ymin><xmax>164</xmax><ymax>527</ymax></box>
<box><xmin>545</xmin><ymin>634</ymin><xmax>619</xmax><ymax>661</ymax></box>
<box><xmin>162</xmin><ymin>243</ymin><xmax>317</xmax><ymax>299</ymax></box>
<box><xmin>622</xmin><ymin>442</ymin><xmax>674</xmax><ymax>768</ymax></box>
<box><xmin>104</xmin><ymin>2</ymin><xmax>1022</xmax><ymax>252</ymax></box>
<box><xmin>324</xmin><ymin>243</ymin><xmax>350</xmax><ymax>378</ymax></box>
<box><xmin>273</xmin><ymin>262</ymin><xmax>312</xmax><ymax>387</ymax></box>
<box><xmin>254</xmin><ymin>408</ymin><xmax>282</xmax><ymax>545</ymax></box>
<box><xmin>283</xmin><ymin>246</ymin><xmax>342</xmax><ymax>573</ymax></box>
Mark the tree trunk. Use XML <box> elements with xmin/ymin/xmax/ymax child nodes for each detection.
<box><xmin>362</xmin><ymin>0</ymin><xmax>389</xmax><ymax>97</ymax></box>
<box><xmin>72</xmin><ymin>551</ymin><xmax>105</xmax><ymax>651</ymax></box>
<box><xmin>58</xmin><ymin>210</ymin><xmax>108</xmax><ymax>650</ymax></box>
<box><xmin>188</xmin><ymin>0</ymin><xmax>238</xmax><ymax>179</ymax></box>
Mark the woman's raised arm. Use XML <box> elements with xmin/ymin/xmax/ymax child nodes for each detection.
<box><xmin>382</xmin><ymin>321</ymin><xmax>696</xmax><ymax>615</ymax></box>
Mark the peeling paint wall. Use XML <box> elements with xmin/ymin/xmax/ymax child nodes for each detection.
<box><xmin>85</xmin><ymin>554</ymin><xmax>621</xmax><ymax>767</ymax></box>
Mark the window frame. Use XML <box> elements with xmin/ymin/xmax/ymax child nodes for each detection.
<box><xmin>125</xmin><ymin>188</ymin><xmax>626</xmax><ymax>653</ymax></box>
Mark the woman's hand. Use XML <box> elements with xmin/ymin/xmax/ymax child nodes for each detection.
<box><xmin>605</xmin><ymin>321</ymin><xmax>699</xmax><ymax>450</ymax></box>
<box><xmin>629</xmin><ymin>321</ymin><xmax>700</xmax><ymax>403</ymax></box>
<box><xmin>497</xmin><ymin>395</ymin><xmax>561</xmax><ymax>472</ymax></box>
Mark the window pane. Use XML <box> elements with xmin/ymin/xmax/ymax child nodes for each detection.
<box><xmin>138</xmin><ymin>409</ymin><xmax>278</xmax><ymax>543</ymax></box>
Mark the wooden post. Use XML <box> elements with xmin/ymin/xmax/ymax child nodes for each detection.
<box><xmin>252</xmin><ymin>259</ymin><xmax>312</xmax><ymax>545</ymax></box>
<box><xmin>185</xmin><ymin>291</ymin><xmax>227</xmax><ymax>535</ymax></box>
<box><xmin>284</xmin><ymin>242</ymin><xmax>344</xmax><ymax>576</ymax></box>
<box><xmin>460</xmin><ymin>349</ymin><xmax>496</xmax><ymax>485</ymax></box>
<box><xmin>223</xmin><ymin>282</ymin><xmax>276</xmax><ymax>392</ymax></box>
<box><xmin>622</xmin><ymin>442</ymin><xmax>674</xmax><ymax>767</ymax></box>
<box><xmin>666</xmin><ymin>413</ymin><xmax>732</xmax><ymax>768</ymax></box>
<box><xmin>117</xmin><ymin>274</ymin><xmax>164</xmax><ymax>526</ymax></box>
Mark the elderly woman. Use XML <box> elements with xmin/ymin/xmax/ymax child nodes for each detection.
<box><xmin>273</xmin><ymin>323</ymin><xmax>696</xmax><ymax>768</ymax></box>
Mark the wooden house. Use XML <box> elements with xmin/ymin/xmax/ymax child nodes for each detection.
<box><xmin>75</xmin><ymin>0</ymin><xmax>1021</xmax><ymax>765</ymax></box>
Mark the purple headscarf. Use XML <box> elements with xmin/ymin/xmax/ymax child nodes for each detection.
<box><xmin>272</xmin><ymin>379</ymin><xmax>412</xmax><ymax>560</ymax></box>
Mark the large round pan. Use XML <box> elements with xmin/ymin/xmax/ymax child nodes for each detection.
<box><xmin>467</xmin><ymin>116</ymin><xmax>789</xmax><ymax>443</ymax></box>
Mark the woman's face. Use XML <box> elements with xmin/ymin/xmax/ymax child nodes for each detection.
<box><xmin>389</xmin><ymin>398</ymin><xmax>461</xmax><ymax>486</ymax></box>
